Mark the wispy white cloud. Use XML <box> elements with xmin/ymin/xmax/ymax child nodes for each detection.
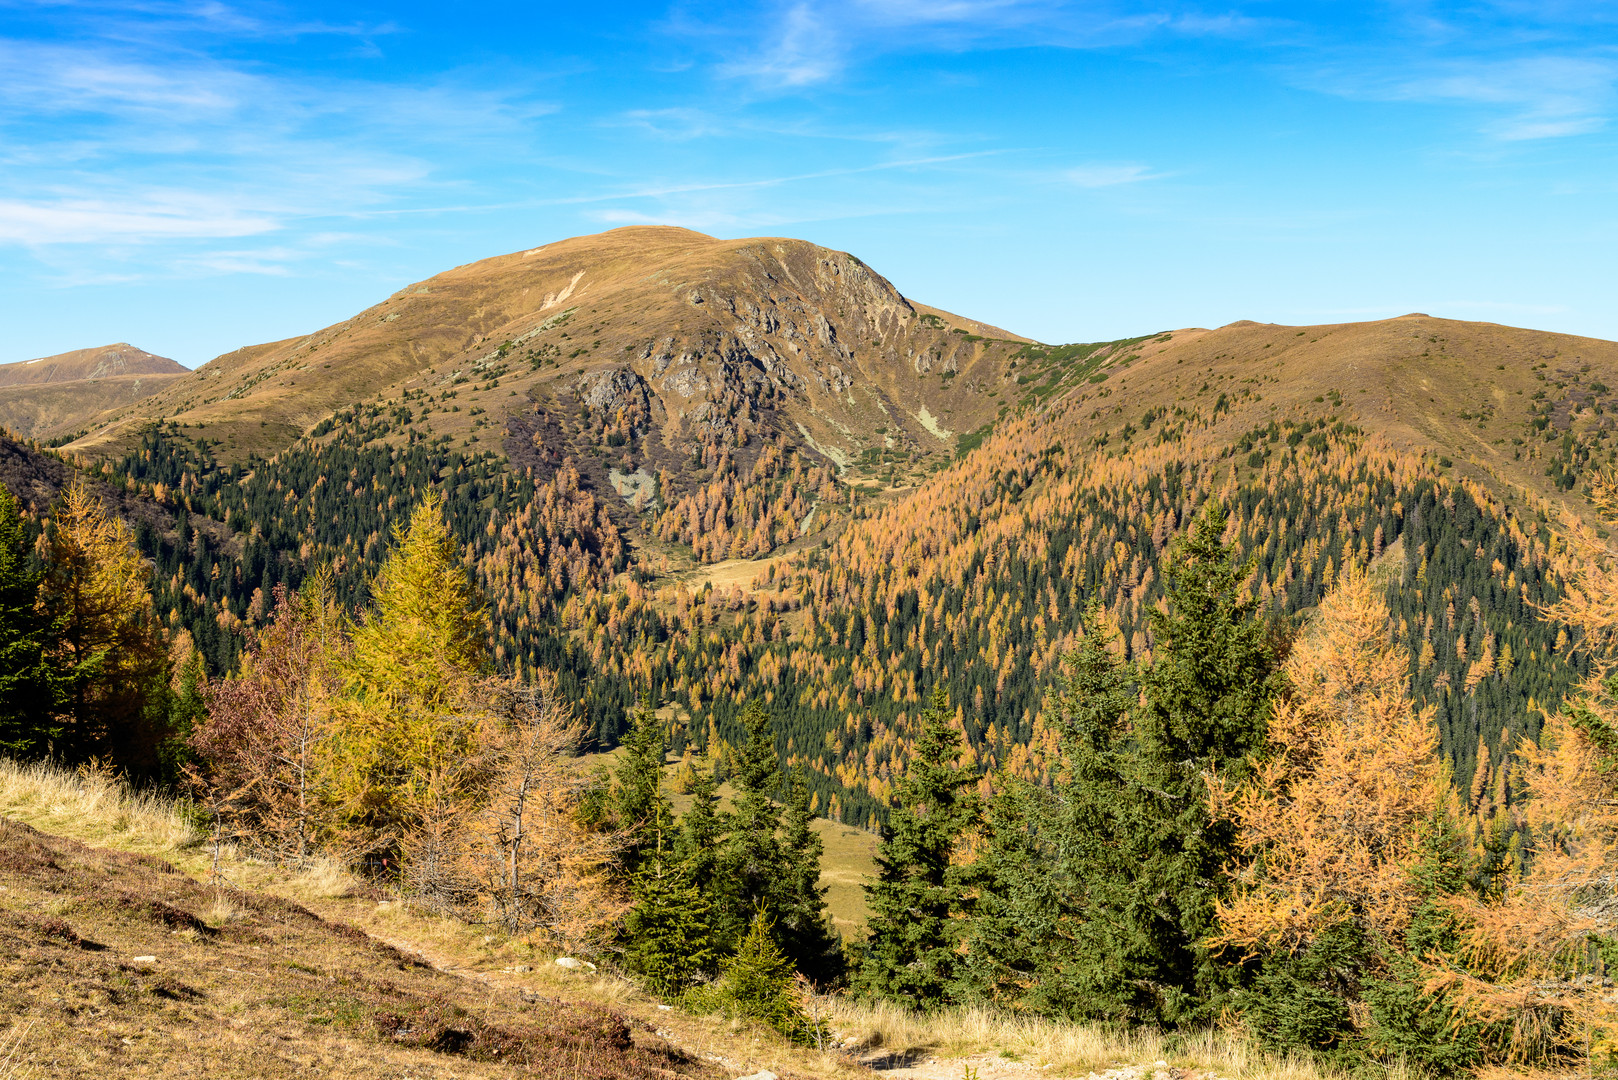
<box><xmin>718</xmin><ymin>3</ymin><xmax>843</xmax><ymax>88</ymax></box>
<box><xmin>2</xmin><ymin>0</ymin><xmax>398</xmax><ymax>48</ymax></box>
<box><xmin>0</xmin><ymin>39</ymin><xmax>253</xmax><ymax>117</ymax></box>
<box><xmin>172</xmin><ymin>232</ymin><xmax>370</xmax><ymax>277</ymax></box>
<box><xmin>1399</xmin><ymin>56</ymin><xmax>1617</xmax><ymax>140</ymax></box>
<box><xmin>0</xmin><ymin>193</ymin><xmax>277</xmax><ymax>244</ymax></box>
<box><xmin>0</xmin><ymin>11</ymin><xmax>557</xmax><ymax>273</ymax></box>
<box><xmin>1065</xmin><ymin>163</ymin><xmax>1162</xmax><ymax>188</ymax></box>
<box><xmin>684</xmin><ymin>0</ymin><xmax>1297</xmax><ymax>92</ymax></box>
<box><xmin>590</xmin><ymin>206</ymin><xmax>751</xmax><ymax>230</ymax></box>
<box><xmin>690</xmin><ymin>0</ymin><xmax>1618</xmax><ymax>144</ymax></box>
<box><xmin>1288</xmin><ymin>13</ymin><xmax>1618</xmax><ymax>141</ymax></box>
<box><xmin>615</xmin><ymin>107</ymin><xmax>729</xmax><ymax>140</ymax></box>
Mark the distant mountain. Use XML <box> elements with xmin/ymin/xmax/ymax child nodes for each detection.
<box><xmin>0</xmin><ymin>343</ymin><xmax>184</xmax><ymax>387</ymax></box>
<box><xmin>996</xmin><ymin>312</ymin><xmax>1618</xmax><ymax>517</ymax></box>
<box><xmin>0</xmin><ymin>343</ymin><xmax>187</xmax><ymax>439</ymax></box>
<box><xmin>64</xmin><ymin>227</ymin><xmax>1029</xmax><ymax>476</ymax></box>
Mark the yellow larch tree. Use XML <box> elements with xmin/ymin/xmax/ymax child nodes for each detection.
<box><xmin>1434</xmin><ymin>471</ymin><xmax>1618</xmax><ymax>1070</ymax></box>
<box><xmin>42</xmin><ymin>478</ymin><xmax>165</xmax><ymax>768</ymax></box>
<box><xmin>1212</xmin><ymin>564</ymin><xmax>1443</xmax><ymax>958</ymax></box>
<box><xmin>323</xmin><ymin>491</ymin><xmax>489</xmax><ymax>855</ymax></box>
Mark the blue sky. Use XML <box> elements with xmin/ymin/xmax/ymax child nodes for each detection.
<box><xmin>2</xmin><ymin>1</ymin><xmax>1616</xmax><ymax>366</ymax></box>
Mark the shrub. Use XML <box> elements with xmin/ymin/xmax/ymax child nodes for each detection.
<box><xmin>688</xmin><ymin>913</ymin><xmax>821</xmax><ymax>1045</ymax></box>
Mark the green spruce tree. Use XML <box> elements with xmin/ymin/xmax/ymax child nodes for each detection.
<box><xmin>624</xmin><ymin>803</ymin><xmax>714</xmax><ymax>997</ymax></box>
<box><xmin>776</xmin><ymin>771</ymin><xmax>846</xmax><ymax>986</ymax></box>
<box><xmin>0</xmin><ymin>483</ymin><xmax>53</xmax><ymax>756</ymax></box>
<box><xmin>1119</xmin><ymin>501</ymin><xmax>1283</xmax><ymax>1024</ymax></box>
<box><xmin>674</xmin><ymin>753</ymin><xmax>729</xmax><ymax>958</ymax></box>
<box><xmin>156</xmin><ymin>648</ymin><xmax>208</xmax><ymax>783</ymax></box>
<box><xmin>856</xmin><ymin>684</ymin><xmax>980</xmax><ymax>1009</ymax></box>
<box><xmin>1365</xmin><ymin>797</ymin><xmax>1496</xmax><ymax>1072</ymax></box>
<box><xmin>715</xmin><ymin>699</ymin><xmax>788</xmax><ymax>949</ymax></box>
<box><xmin>958</xmin><ymin>600</ymin><xmax>1136</xmax><ymax>1018</ymax></box>
<box><xmin>694</xmin><ymin>911</ymin><xmax>820</xmax><ymax>1045</ymax></box>
<box><xmin>613</xmin><ymin>691</ymin><xmax>672</xmax><ymax>877</ymax></box>
<box><xmin>954</xmin><ymin>773</ymin><xmax>1052</xmax><ymax>1006</ymax></box>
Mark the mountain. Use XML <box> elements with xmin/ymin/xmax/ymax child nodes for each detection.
<box><xmin>0</xmin><ymin>343</ymin><xmax>184</xmax><ymax>387</ymax></box>
<box><xmin>64</xmin><ymin>227</ymin><xmax>1029</xmax><ymax>474</ymax></box>
<box><xmin>0</xmin><ymin>343</ymin><xmax>187</xmax><ymax>439</ymax></box>
<box><xmin>25</xmin><ymin>227</ymin><xmax>1618</xmax><ymax>827</ymax></box>
<box><xmin>1010</xmin><ymin>313</ymin><xmax>1618</xmax><ymax>519</ymax></box>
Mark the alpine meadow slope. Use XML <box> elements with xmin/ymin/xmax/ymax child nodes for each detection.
<box><xmin>0</xmin><ymin>343</ymin><xmax>187</xmax><ymax>440</ymax></box>
<box><xmin>63</xmin><ymin>226</ymin><xmax>1026</xmax><ymax>476</ymax></box>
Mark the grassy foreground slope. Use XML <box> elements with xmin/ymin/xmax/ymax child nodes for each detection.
<box><xmin>0</xmin><ymin>758</ymin><xmax>1394</xmax><ymax>1080</ymax></box>
<box><xmin>0</xmin><ymin>818</ymin><xmax>720</xmax><ymax>1079</ymax></box>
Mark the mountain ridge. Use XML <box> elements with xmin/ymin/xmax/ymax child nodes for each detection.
<box><xmin>0</xmin><ymin>343</ymin><xmax>189</xmax><ymax>440</ymax></box>
<box><xmin>62</xmin><ymin>227</ymin><xmax>1023</xmax><ymax>478</ymax></box>
<box><xmin>0</xmin><ymin>343</ymin><xmax>184</xmax><ymax>387</ymax></box>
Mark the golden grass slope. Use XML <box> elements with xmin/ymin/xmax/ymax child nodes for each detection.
<box><xmin>0</xmin><ymin>343</ymin><xmax>183</xmax><ymax>388</ymax></box>
<box><xmin>64</xmin><ymin>227</ymin><xmax>1021</xmax><ymax>465</ymax></box>
<box><xmin>0</xmin><ymin>343</ymin><xmax>188</xmax><ymax>440</ymax></box>
<box><xmin>0</xmin><ymin>374</ymin><xmax>187</xmax><ymax>440</ymax></box>
<box><xmin>1044</xmin><ymin>313</ymin><xmax>1618</xmax><ymax>516</ymax></box>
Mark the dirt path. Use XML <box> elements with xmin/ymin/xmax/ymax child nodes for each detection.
<box><xmin>852</xmin><ymin>1053</ymin><xmax>1207</xmax><ymax>1080</ymax></box>
<box><xmin>362</xmin><ymin>926</ymin><xmax>1216</xmax><ymax>1080</ymax></box>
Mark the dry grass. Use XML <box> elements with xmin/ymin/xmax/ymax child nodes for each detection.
<box><xmin>822</xmin><ymin>998</ymin><xmax>1416</xmax><ymax>1080</ymax></box>
<box><xmin>0</xmin><ymin>758</ymin><xmax>1423</xmax><ymax>1080</ymax></box>
<box><xmin>0</xmin><ymin>756</ymin><xmax>655</xmax><ymax>1006</ymax></box>
<box><xmin>0</xmin><ymin>1021</ymin><xmax>33</xmax><ymax>1080</ymax></box>
<box><xmin>0</xmin><ymin>756</ymin><xmax>197</xmax><ymax>856</ymax></box>
<box><xmin>0</xmin><ymin>756</ymin><xmax>361</xmax><ymax>903</ymax></box>
<box><xmin>0</xmin><ymin>810</ymin><xmax>720</xmax><ymax>1079</ymax></box>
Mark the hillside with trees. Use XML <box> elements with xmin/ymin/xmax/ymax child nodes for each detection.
<box><xmin>8</xmin><ymin>230</ymin><xmax>1618</xmax><ymax>1075</ymax></box>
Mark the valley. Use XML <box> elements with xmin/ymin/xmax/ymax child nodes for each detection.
<box><xmin>9</xmin><ymin>229</ymin><xmax>1613</xmax><ymax>832</ymax></box>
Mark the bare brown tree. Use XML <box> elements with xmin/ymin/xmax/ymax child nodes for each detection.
<box><xmin>189</xmin><ymin>574</ymin><xmax>350</xmax><ymax>864</ymax></box>
<box><xmin>403</xmin><ymin>674</ymin><xmax>625</xmax><ymax>950</ymax></box>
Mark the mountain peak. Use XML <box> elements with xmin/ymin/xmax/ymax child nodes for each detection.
<box><xmin>0</xmin><ymin>344</ymin><xmax>184</xmax><ymax>388</ymax></box>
